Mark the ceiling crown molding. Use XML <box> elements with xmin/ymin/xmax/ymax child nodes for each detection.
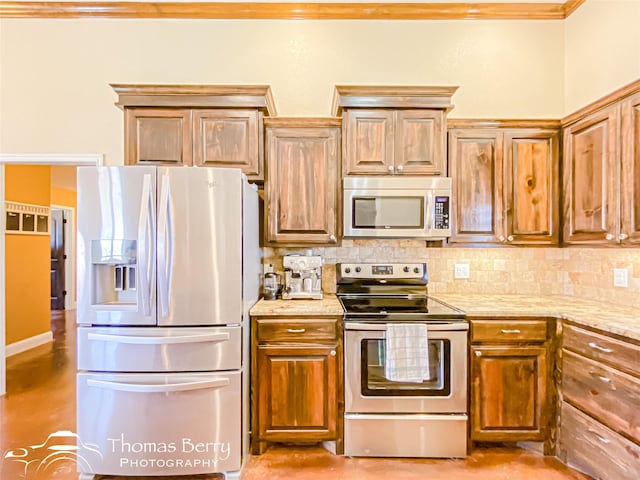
<box><xmin>0</xmin><ymin>1</ymin><xmax>587</xmax><ymax>20</ymax></box>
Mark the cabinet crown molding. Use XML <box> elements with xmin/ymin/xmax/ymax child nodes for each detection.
<box><xmin>332</xmin><ymin>85</ymin><xmax>458</xmax><ymax>116</ymax></box>
<box><xmin>264</xmin><ymin>117</ymin><xmax>342</xmax><ymax>128</ymax></box>
<box><xmin>111</xmin><ymin>83</ymin><xmax>277</xmax><ymax>115</ymax></box>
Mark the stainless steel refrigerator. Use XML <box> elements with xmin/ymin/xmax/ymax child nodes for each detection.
<box><xmin>75</xmin><ymin>166</ymin><xmax>259</xmax><ymax>479</ymax></box>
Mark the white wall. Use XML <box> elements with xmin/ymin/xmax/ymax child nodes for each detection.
<box><xmin>564</xmin><ymin>0</ymin><xmax>640</xmax><ymax>114</ymax></box>
<box><xmin>0</xmin><ymin>18</ymin><xmax>563</xmax><ymax>164</ymax></box>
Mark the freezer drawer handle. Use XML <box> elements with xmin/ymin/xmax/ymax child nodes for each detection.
<box><xmin>87</xmin><ymin>332</ymin><xmax>230</xmax><ymax>345</ymax></box>
<box><xmin>87</xmin><ymin>377</ymin><xmax>230</xmax><ymax>393</ymax></box>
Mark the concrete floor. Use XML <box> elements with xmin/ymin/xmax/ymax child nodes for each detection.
<box><xmin>0</xmin><ymin>311</ymin><xmax>590</xmax><ymax>479</ymax></box>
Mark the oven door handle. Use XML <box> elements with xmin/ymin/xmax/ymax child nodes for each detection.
<box><xmin>344</xmin><ymin>322</ymin><xmax>469</xmax><ymax>332</ymax></box>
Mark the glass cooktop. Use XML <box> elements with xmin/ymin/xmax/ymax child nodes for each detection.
<box><xmin>338</xmin><ymin>295</ymin><xmax>465</xmax><ymax>321</ymax></box>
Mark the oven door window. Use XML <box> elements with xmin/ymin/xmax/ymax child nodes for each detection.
<box><xmin>360</xmin><ymin>339</ymin><xmax>450</xmax><ymax>396</ymax></box>
<box><xmin>352</xmin><ymin>196</ymin><xmax>424</xmax><ymax>229</ymax></box>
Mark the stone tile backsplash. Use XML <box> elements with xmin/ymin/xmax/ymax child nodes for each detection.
<box><xmin>263</xmin><ymin>241</ymin><xmax>640</xmax><ymax>308</ymax></box>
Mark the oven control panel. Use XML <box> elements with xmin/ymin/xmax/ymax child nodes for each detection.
<box><xmin>339</xmin><ymin>263</ymin><xmax>427</xmax><ymax>280</ymax></box>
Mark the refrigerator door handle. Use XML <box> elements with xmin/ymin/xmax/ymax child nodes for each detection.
<box><xmin>87</xmin><ymin>378</ymin><xmax>230</xmax><ymax>393</ymax></box>
<box><xmin>87</xmin><ymin>332</ymin><xmax>230</xmax><ymax>345</ymax></box>
<box><xmin>157</xmin><ymin>174</ymin><xmax>173</xmax><ymax>318</ymax></box>
<box><xmin>137</xmin><ymin>173</ymin><xmax>155</xmax><ymax>317</ymax></box>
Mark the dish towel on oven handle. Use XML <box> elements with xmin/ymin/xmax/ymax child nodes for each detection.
<box><xmin>384</xmin><ymin>323</ymin><xmax>430</xmax><ymax>383</ymax></box>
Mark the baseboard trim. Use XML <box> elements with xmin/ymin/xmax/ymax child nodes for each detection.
<box><xmin>6</xmin><ymin>331</ymin><xmax>53</xmax><ymax>357</ymax></box>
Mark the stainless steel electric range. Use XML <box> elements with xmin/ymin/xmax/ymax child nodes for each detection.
<box><xmin>337</xmin><ymin>262</ymin><xmax>469</xmax><ymax>458</ymax></box>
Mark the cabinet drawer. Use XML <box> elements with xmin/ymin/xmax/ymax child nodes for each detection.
<box><xmin>560</xmin><ymin>402</ymin><xmax>640</xmax><ymax>480</ymax></box>
<box><xmin>256</xmin><ymin>318</ymin><xmax>338</xmax><ymax>343</ymax></box>
<box><xmin>563</xmin><ymin>349</ymin><xmax>640</xmax><ymax>443</ymax></box>
<box><xmin>471</xmin><ymin>319</ymin><xmax>548</xmax><ymax>342</ymax></box>
<box><xmin>563</xmin><ymin>323</ymin><xmax>640</xmax><ymax>376</ymax></box>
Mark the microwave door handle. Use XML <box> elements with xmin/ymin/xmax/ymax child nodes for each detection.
<box><xmin>426</xmin><ymin>192</ymin><xmax>434</xmax><ymax>231</ymax></box>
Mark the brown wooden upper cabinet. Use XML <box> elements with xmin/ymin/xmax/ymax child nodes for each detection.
<box><xmin>264</xmin><ymin>118</ymin><xmax>341</xmax><ymax>245</ymax></box>
<box><xmin>562</xmin><ymin>88</ymin><xmax>640</xmax><ymax>246</ymax></box>
<box><xmin>112</xmin><ymin>84</ymin><xmax>276</xmax><ymax>182</ymax></box>
<box><xmin>332</xmin><ymin>85</ymin><xmax>458</xmax><ymax>176</ymax></box>
<box><xmin>448</xmin><ymin>121</ymin><xmax>560</xmax><ymax>245</ymax></box>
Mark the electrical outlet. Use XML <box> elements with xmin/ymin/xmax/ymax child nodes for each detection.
<box><xmin>613</xmin><ymin>268</ymin><xmax>629</xmax><ymax>288</ymax></box>
<box><xmin>454</xmin><ymin>263</ymin><xmax>470</xmax><ymax>279</ymax></box>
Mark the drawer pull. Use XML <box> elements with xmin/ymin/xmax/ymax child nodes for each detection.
<box><xmin>501</xmin><ymin>329</ymin><xmax>521</xmax><ymax>334</ymax></box>
<box><xmin>287</xmin><ymin>328</ymin><xmax>306</xmax><ymax>333</ymax></box>
<box><xmin>588</xmin><ymin>342</ymin><xmax>613</xmax><ymax>354</ymax></box>
<box><xmin>587</xmin><ymin>429</ymin><xmax>611</xmax><ymax>444</ymax></box>
<box><xmin>588</xmin><ymin>371</ymin><xmax>614</xmax><ymax>387</ymax></box>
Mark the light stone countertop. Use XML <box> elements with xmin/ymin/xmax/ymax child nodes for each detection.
<box><xmin>433</xmin><ymin>294</ymin><xmax>640</xmax><ymax>343</ymax></box>
<box><xmin>250</xmin><ymin>293</ymin><xmax>640</xmax><ymax>343</ymax></box>
<box><xmin>250</xmin><ymin>295</ymin><xmax>344</xmax><ymax>316</ymax></box>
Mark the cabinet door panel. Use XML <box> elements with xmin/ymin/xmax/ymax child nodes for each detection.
<box><xmin>192</xmin><ymin>109</ymin><xmax>262</xmax><ymax>180</ymax></box>
<box><xmin>621</xmin><ymin>91</ymin><xmax>640</xmax><ymax>245</ymax></box>
<box><xmin>125</xmin><ymin>109</ymin><xmax>192</xmax><ymax>165</ymax></box>
<box><xmin>395</xmin><ymin>110</ymin><xmax>445</xmax><ymax>175</ymax></box>
<box><xmin>449</xmin><ymin>130</ymin><xmax>503</xmax><ymax>243</ymax></box>
<box><xmin>344</xmin><ymin>110</ymin><xmax>394</xmax><ymax>175</ymax></box>
<box><xmin>266</xmin><ymin>127</ymin><xmax>339</xmax><ymax>244</ymax></box>
<box><xmin>563</xmin><ymin>107</ymin><xmax>618</xmax><ymax>244</ymax></box>
<box><xmin>257</xmin><ymin>346</ymin><xmax>337</xmax><ymax>440</ymax></box>
<box><xmin>505</xmin><ymin>129</ymin><xmax>559</xmax><ymax>244</ymax></box>
<box><xmin>471</xmin><ymin>345</ymin><xmax>547</xmax><ymax>441</ymax></box>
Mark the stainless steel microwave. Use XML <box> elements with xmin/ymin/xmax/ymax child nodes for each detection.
<box><xmin>343</xmin><ymin>176</ymin><xmax>452</xmax><ymax>239</ymax></box>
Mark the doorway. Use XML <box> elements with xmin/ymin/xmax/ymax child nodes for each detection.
<box><xmin>0</xmin><ymin>154</ymin><xmax>102</xmax><ymax>396</ymax></box>
<box><xmin>50</xmin><ymin>205</ymin><xmax>75</xmax><ymax>311</ymax></box>
<box><xmin>50</xmin><ymin>208</ymin><xmax>66</xmax><ymax>311</ymax></box>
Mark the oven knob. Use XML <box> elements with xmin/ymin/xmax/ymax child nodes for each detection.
<box><xmin>413</xmin><ymin>267</ymin><xmax>420</xmax><ymax>274</ymax></box>
<box><xmin>344</xmin><ymin>267</ymin><xmax>351</xmax><ymax>274</ymax></box>
<box><xmin>355</xmin><ymin>266</ymin><xmax>361</xmax><ymax>273</ymax></box>
<box><xmin>403</xmin><ymin>266</ymin><xmax>410</xmax><ymax>272</ymax></box>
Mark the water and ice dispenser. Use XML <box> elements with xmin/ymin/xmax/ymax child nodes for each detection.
<box><xmin>90</xmin><ymin>239</ymin><xmax>138</xmax><ymax>307</ymax></box>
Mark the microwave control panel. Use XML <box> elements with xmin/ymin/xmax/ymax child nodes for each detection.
<box><xmin>433</xmin><ymin>196</ymin><xmax>450</xmax><ymax>230</ymax></box>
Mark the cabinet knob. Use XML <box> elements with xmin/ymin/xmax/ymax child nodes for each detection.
<box><xmin>507</xmin><ymin>235</ymin><xmax>514</xmax><ymax>242</ymax></box>
<box><xmin>475</xmin><ymin>351</ymin><xmax>482</xmax><ymax>357</ymax></box>
<box><xmin>387</xmin><ymin>165</ymin><xmax>394</xmax><ymax>173</ymax></box>
<box><xmin>619</xmin><ymin>233</ymin><xmax>629</xmax><ymax>241</ymax></box>
<box><xmin>330</xmin><ymin>350</ymin><xmax>337</xmax><ymax>357</ymax></box>
<box><xmin>498</xmin><ymin>235</ymin><xmax>505</xmax><ymax>242</ymax></box>
<box><xmin>329</xmin><ymin>234</ymin><xmax>337</xmax><ymax>244</ymax></box>
<box><xmin>605</xmin><ymin>233</ymin><xmax>615</xmax><ymax>241</ymax></box>
<box><xmin>396</xmin><ymin>165</ymin><xmax>404</xmax><ymax>173</ymax></box>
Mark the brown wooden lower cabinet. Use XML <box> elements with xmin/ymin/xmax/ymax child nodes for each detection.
<box><xmin>560</xmin><ymin>402</ymin><xmax>640</xmax><ymax>480</ymax></box>
<box><xmin>559</xmin><ymin>321</ymin><xmax>640</xmax><ymax>479</ymax></box>
<box><xmin>469</xmin><ymin>318</ymin><xmax>553</xmax><ymax>444</ymax></box>
<box><xmin>251</xmin><ymin>315</ymin><xmax>342</xmax><ymax>455</ymax></box>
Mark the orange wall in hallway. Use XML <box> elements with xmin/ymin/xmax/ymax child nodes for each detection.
<box><xmin>5</xmin><ymin>165</ymin><xmax>52</xmax><ymax>345</ymax></box>
<box><xmin>50</xmin><ymin>187</ymin><xmax>76</xmax><ymax>209</ymax></box>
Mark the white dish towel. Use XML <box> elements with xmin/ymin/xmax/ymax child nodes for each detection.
<box><xmin>384</xmin><ymin>323</ymin><xmax>430</xmax><ymax>383</ymax></box>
